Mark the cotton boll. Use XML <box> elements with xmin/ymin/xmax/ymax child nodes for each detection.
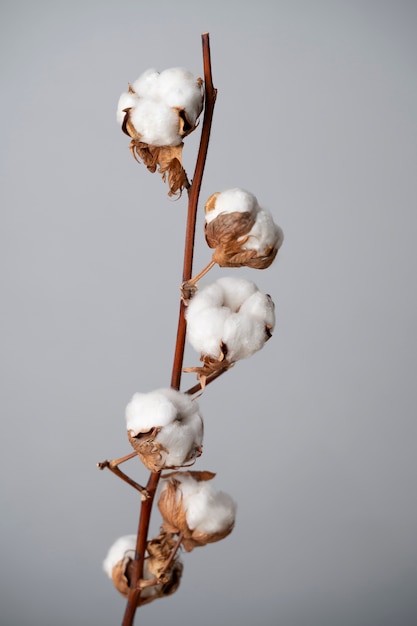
<box><xmin>125</xmin><ymin>390</ymin><xmax>178</xmax><ymax>434</ymax></box>
<box><xmin>216</xmin><ymin>276</ymin><xmax>258</xmax><ymax>311</ymax></box>
<box><xmin>103</xmin><ymin>535</ymin><xmax>136</xmax><ymax>578</ymax></box>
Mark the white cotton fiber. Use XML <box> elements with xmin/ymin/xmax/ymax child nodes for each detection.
<box><xmin>125</xmin><ymin>390</ymin><xmax>178</xmax><ymax>433</ymax></box>
<box><xmin>156</xmin><ymin>412</ymin><xmax>203</xmax><ymax>468</ymax></box>
<box><xmin>239</xmin><ymin>291</ymin><xmax>275</xmax><ymax>328</ymax></box>
<box><xmin>116</xmin><ymin>92</ymin><xmax>138</xmax><ymax>125</ymax></box>
<box><xmin>130</xmin><ymin>100</ymin><xmax>182</xmax><ymax>146</ymax></box>
<box><xmin>222</xmin><ymin>313</ymin><xmax>267</xmax><ymax>361</ymax></box>
<box><xmin>125</xmin><ymin>388</ymin><xmax>203</xmax><ymax>468</ymax></box>
<box><xmin>117</xmin><ymin>67</ymin><xmax>203</xmax><ymax>146</ymax></box>
<box><xmin>186</xmin><ymin>306</ymin><xmax>230</xmax><ymax>358</ymax></box>
<box><xmin>244</xmin><ymin>209</ymin><xmax>284</xmax><ymax>252</ymax></box>
<box><xmin>186</xmin><ymin>277</ymin><xmax>275</xmax><ymax>362</ymax></box>
<box><xmin>174</xmin><ymin>474</ymin><xmax>236</xmax><ymax>535</ymax></box>
<box><xmin>205</xmin><ymin>188</ymin><xmax>258</xmax><ymax>223</ymax></box>
<box><xmin>103</xmin><ymin>534</ymin><xmax>136</xmax><ymax>578</ymax></box>
<box><xmin>216</xmin><ymin>276</ymin><xmax>258</xmax><ymax>311</ymax></box>
<box><xmin>158</xmin><ymin>68</ymin><xmax>203</xmax><ymax>124</ymax></box>
<box><xmin>131</xmin><ymin>68</ymin><xmax>160</xmax><ymax>99</ymax></box>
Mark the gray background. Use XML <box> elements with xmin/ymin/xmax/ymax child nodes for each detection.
<box><xmin>1</xmin><ymin>1</ymin><xmax>417</xmax><ymax>625</ymax></box>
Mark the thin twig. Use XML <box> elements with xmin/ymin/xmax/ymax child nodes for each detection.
<box><xmin>97</xmin><ymin>454</ymin><xmax>149</xmax><ymax>497</ymax></box>
<box><xmin>120</xmin><ymin>33</ymin><xmax>216</xmax><ymax>626</ymax></box>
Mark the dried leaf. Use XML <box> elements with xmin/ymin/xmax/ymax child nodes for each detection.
<box><xmin>183</xmin><ymin>346</ymin><xmax>233</xmax><ymax>389</ymax></box>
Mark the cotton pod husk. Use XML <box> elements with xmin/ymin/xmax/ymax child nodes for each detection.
<box><xmin>204</xmin><ymin>189</ymin><xmax>284</xmax><ymax>268</ymax></box>
<box><xmin>125</xmin><ymin>388</ymin><xmax>204</xmax><ymax>472</ymax></box>
<box><xmin>158</xmin><ymin>471</ymin><xmax>236</xmax><ymax>552</ymax></box>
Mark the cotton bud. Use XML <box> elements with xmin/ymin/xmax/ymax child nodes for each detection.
<box><xmin>103</xmin><ymin>533</ymin><xmax>183</xmax><ymax>606</ymax></box>
<box><xmin>204</xmin><ymin>188</ymin><xmax>284</xmax><ymax>268</ymax></box>
<box><xmin>158</xmin><ymin>471</ymin><xmax>237</xmax><ymax>552</ymax></box>
<box><xmin>117</xmin><ymin>67</ymin><xmax>204</xmax><ymax>196</ymax></box>
<box><xmin>125</xmin><ymin>388</ymin><xmax>203</xmax><ymax>472</ymax></box>
<box><xmin>185</xmin><ymin>277</ymin><xmax>275</xmax><ymax>385</ymax></box>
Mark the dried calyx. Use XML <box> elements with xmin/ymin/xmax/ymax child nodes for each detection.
<box><xmin>204</xmin><ymin>188</ymin><xmax>284</xmax><ymax>268</ymax></box>
<box><xmin>117</xmin><ymin>68</ymin><xmax>204</xmax><ymax>196</ymax></box>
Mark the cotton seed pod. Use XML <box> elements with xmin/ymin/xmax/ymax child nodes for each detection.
<box><xmin>125</xmin><ymin>388</ymin><xmax>203</xmax><ymax>472</ymax></box>
<box><xmin>117</xmin><ymin>67</ymin><xmax>204</xmax><ymax>196</ymax></box>
<box><xmin>185</xmin><ymin>277</ymin><xmax>275</xmax><ymax>386</ymax></box>
<box><xmin>204</xmin><ymin>188</ymin><xmax>284</xmax><ymax>268</ymax></box>
<box><xmin>158</xmin><ymin>471</ymin><xmax>237</xmax><ymax>552</ymax></box>
<box><xmin>103</xmin><ymin>534</ymin><xmax>183</xmax><ymax>606</ymax></box>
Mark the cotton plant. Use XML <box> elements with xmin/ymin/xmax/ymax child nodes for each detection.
<box><xmin>99</xmin><ymin>34</ymin><xmax>284</xmax><ymax>626</ymax></box>
<box><xmin>117</xmin><ymin>67</ymin><xmax>204</xmax><ymax>196</ymax></box>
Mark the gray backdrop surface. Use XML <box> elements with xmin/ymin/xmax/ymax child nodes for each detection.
<box><xmin>1</xmin><ymin>1</ymin><xmax>417</xmax><ymax>625</ymax></box>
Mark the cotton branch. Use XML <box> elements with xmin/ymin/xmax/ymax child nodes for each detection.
<box><xmin>120</xmin><ymin>33</ymin><xmax>216</xmax><ymax>626</ymax></box>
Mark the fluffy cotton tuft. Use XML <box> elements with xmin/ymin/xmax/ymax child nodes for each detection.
<box><xmin>205</xmin><ymin>188</ymin><xmax>258</xmax><ymax>223</ymax></box>
<box><xmin>117</xmin><ymin>67</ymin><xmax>203</xmax><ymax>146</ymax></box>
<box><xmin>173</xmin><ymin>473</ymin><xmax>237</xmax><ymax>535</ymax></box>
<box><xmin>125</xmin><ymin>388</ymin><xmax>203</xmax><ymax>470</ymax></box>
<box><xmin>103</xmin><ymin>534</ymin><xmax>136</xmax><ymax>579</ymax></box>
<box><xmin>186</xmin><ymin>277</ymin><xmax>275</xmax><ymax>362</ymax></box>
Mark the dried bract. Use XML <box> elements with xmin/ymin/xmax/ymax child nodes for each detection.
<box><xmin>125</xmin><ymin>388</ymin><xmax>203</xmax><ymax>472</ymax></box>
<box><xmin>158</xmin><ymin>471</ymin><xmax>236</xmax><ymax>552</ymax></box>
<box><xmin>117</xmin><ymin>68</ymin><xmax>204</xmax><ymax>196</ymax></box>
<box><xmin>204</xmin><ymin>188</ymin><xmax>284</xmax><ymax>268</ymax></box>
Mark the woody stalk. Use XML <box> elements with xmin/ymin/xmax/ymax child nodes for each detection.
<box><xmin>98</xmin><ymin>33</ymin><xmax>284</xmax><ymax>626</ymax></box>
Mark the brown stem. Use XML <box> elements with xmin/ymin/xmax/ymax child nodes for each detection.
<box><xmin>121</xmin><ymin>471</ymin><xmax>160</xmax><ymax>625</ymax></box>
<box><xmin>171</xmin><ymin>33</ymin><xmax>217</xmax><ymax>391</ymax></box>
<box><xmin>120</xmin><ymin>33</ymin><xmax>216</xmax><ymax>626</ymax></box>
